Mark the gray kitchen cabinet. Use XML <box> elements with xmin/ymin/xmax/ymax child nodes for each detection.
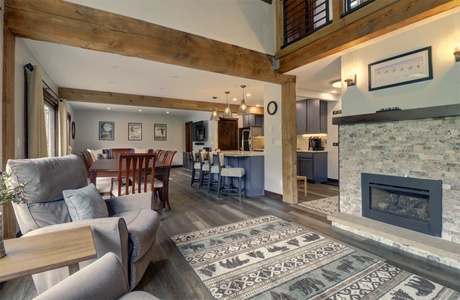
<box><xmin>296</xmin><ymin>99</ymin><xmax>328</xmax><ymax>134</ymax></box>
<box><xmin>296</xmin><ymin>101</ymin><xmax>307</xmax><ymax>134</ymax></box>
<box><xmin>243</xmin><ymin>114</ymin><xmax>264</xmax><ymax>128</ymax></box>
<box><xmin>297</xmin><ymin>152</ymin><xmax>327</xmax><ymax>183</ymax></box>
<box><xmin>242</xmin><ymin>114</ymin><xmax>264</xmax><ymax>135</ymax></box>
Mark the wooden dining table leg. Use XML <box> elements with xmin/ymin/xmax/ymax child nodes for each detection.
<box><xmin>164</xmin><ymin>168</ymin><xmax>171</xmax><ymax>210</ymax></box>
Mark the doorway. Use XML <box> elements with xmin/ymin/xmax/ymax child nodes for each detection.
<box><xmin>217</xmin><ymin>118</ymin><xmax>238</xmax><ymax>150</ymax></box>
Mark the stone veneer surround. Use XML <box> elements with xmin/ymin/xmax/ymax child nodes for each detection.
<box><xmin>338</xmin><ymin>115</ymin><xmax>460</xmax><ymax>242</ymax></box>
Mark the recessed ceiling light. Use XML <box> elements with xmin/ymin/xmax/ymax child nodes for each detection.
<box><xmin>256</xmin><ymin>104</ymin><xmax>260</xmax><ymax>107</ymax></box>
<box><xmin>138</xmin><ymin>109</ymin><xmax>142</xmax><ymax>112</ymax></box>
<box><xmin>107</xmin><ymin>107</ymin><xmax>111</xmax><ymax>110</ymax></box>
<box><xmin>166</xmin><ymin>111</ymin><xmax>170</xmax><ymax>114</ymax></box>
<box><xmin>232</xmin><ymin>97</ymin><xmax>238</xmax><ymax>102</ymax></box>
<box><xmin>246</xmin><ymin>93</ymin><xmax>251</xmax><ymax>97</ymax></box>
<box><xmin>331</xmin><ymin>80</ymin><xmax>341</xmax><ymax>88</ymax></box>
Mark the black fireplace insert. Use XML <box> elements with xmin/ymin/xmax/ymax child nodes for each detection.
<box><xmin>361</xmin><ymin>173</ymin><xmax>442</xmax><ymax>237</ymax></box>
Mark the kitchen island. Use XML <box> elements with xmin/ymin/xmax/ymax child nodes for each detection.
<box><xmin>221</xmin><ymin>151</ymin><xmax>264</xmax><ymax>197</ymax></box>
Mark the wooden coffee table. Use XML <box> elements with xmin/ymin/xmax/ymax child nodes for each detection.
<box><xmin>0</xmin><ymin>226</ymin><xmax>96</xmax><ymax>282</ymax></box>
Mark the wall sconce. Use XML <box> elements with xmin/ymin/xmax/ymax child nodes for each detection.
<box><xmin>454</xmin><ymin>39</ymin><xmax>460</xmax><ymax>62</ymax></box>
<box><xmin>344</xmin><ymin>74</ymin><xmax>356</xmax><ymax>87</ymax></box>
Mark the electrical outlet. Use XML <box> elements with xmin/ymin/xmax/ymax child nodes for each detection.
<box><xmin>333</xmin><ymin>142</ymin><xmax>339</xmax><ymax>146</ymax></box>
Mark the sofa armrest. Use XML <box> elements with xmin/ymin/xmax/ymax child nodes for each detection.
<box><xmin>24</xmin><ymin>218</ymin><xmax>129</xmax><ymax>294</ymax></box>
<box><xmin>33</xmin><ymin>253</ymin><xmax>130</xmax><ymax>300</ymax></box>
<box><xmin>105</xmin><ymin>192</ymin><xmax>153</xmax><ymax>215</ymax></box>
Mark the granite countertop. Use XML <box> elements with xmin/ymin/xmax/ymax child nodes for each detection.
<box><xmin>221</xmin><ymin>151</ymin><xmax>264</xmax><ymax>157</ymax></box>
<box><xmin>297</xmin><ymin>150</ymin><xmax>328</xmax><ymax>153</ymax></box>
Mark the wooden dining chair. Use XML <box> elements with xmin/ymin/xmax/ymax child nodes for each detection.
<box><xmin>154</xmin><ymin>150</ymin><xmax>177</xmax><ymax>210</ymax></box>
<box><xmin>110</xmin><ymin>153</ymin><xmax>157</xmax><ymax>197</ymax></box>
<box><xmin>81</xmin><ymin>150</ymin><xmax>112</xmax><ymax>195</ymax></box>
<box><xmin>111</xmin><ymin>148</ymin><xmax>134</xmax><ymax>160</ymax></box>
<box><xmin>80</xmin><ymin>150</ymin><xmax>93</xmax><ymax>176</ymax></box>
<box><xmin>156</xmin><ymin>150</ymin><xmax>167</xmax><ymax>164</ymax></box>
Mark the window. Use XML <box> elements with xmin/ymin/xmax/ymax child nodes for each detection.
<box><xmin>43</xmin><ymin>89</ymin><xmax>58</xmax><ymax>157</ymax></box>
<box><xmin>283</xmin><ymin>0</ymin><xmax>332</xmax><ymax>48</ymax></box>
<box><xmin>342</xmin><ymin>0</ymin><xmax>375</xmax><ymax>16</ymax></box>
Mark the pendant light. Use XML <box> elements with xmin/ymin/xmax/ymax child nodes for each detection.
<box><xmin>237</xmin><ymin>85</ymin><xmax>249</xmax><ymax>116</ymax></box>
<box><xmin>222</xmin><ymin>91</ymin><xmax>233</xmax><ymax>118</ymax></box>
<box><xmin>210</xmin><ymin>96</ymin><xmax>219</xmax><ymax>121</ymax></box>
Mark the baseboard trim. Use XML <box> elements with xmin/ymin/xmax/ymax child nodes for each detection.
<box><xmin>264</xmin><ymin>190</ymin><xmax>283</xmax><ymax>201</ymax></box>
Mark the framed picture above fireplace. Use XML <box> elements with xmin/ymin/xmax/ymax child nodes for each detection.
<box><xmin>368</xmin><ymin>46</ymin><xmax>433</xmax><ymax>91</ymax></box>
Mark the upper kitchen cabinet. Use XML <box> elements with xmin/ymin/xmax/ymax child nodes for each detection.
<box><xmin>296</xmin><ymin>99</ymin><xmax>327</xmax><ymax>134</ymax></box>
<box><xmin>242</xmin><ymin>114</ymin><xmax>264</xmax><ymax>128</ymax></box>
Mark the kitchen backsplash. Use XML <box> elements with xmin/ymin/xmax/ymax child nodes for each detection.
<box><xmin>297</xmin><ymin>135</ymin><xmax>327</xmax><ymax>151</ymax></box>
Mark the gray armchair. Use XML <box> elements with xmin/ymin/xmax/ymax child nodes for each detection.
<box><xmin>5</xmin><ymin>155</ymin><xmax>160</xmax><ymax>294</ymax></box>
<box><xmin>34</xmin><ymin>252</ymin><xmax>160</xmax><ymax>300</ymax></box>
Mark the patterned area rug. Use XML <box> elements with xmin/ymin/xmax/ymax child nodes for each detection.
<box><xmin>298</xmin><ymin>196</ymin><xmax>338</xmax><ymax>215</ymax></box>
<box><xmin>171</xmin><ymin>215</ymin><xmax>459</xmax><ymax>300</ymax></box>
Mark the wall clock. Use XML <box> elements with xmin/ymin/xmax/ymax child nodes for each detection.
<box><xmin>267</xmin><ymin>101</ymin><xmax>277</xmax><ymax>115</ymax></box>
<box><xmin>71</xmin><ymin>122</ymin><xmax>76</xmax><ymax>139</ymax></box>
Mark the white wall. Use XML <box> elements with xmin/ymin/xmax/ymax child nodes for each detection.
<box><xmin>67</xmin><ymin>0</ymin><xmax>276</xmax><ymax>55</ymax></box>
<box><xmin>185</xmin><ymin>111</ymin><xmax>218</xmax><ymax>152</ymax></box>
<box><xmin>264</xmin><ymin>83</ymin><xmax>283</xmax><ymax>194</ymax></box>
<box><xmin>341</xmin><ymin>10</ymin><xmax>460</xmax><ymax>116</ymax></box>
<box><xmin>73</xmin><ymin>109</ymin><xmax>186</xmax><ymax>165</ymax></box>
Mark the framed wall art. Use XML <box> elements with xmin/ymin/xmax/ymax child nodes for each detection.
<box><xmin>99</xmin><ymin>121</ymin><xmax>115</xmax><ymax>140</ymax></box>
<box><xmin>368</xmin><ymin>46</ymin><xmax>433</xmax><ymax>91</ymax></box>
<box><xmin>128</xmin><ymin>122</ymin><xmax>142</xmax><ymax>141</ymax></box>
<box><xmin>154</xmin><ymin>123</ymin><xmax>167</xmax><ymax>141</ymax></box>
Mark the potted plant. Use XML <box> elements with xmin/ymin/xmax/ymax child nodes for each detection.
<box><xmin>0</xmin><ymin>172</ymin><xmax>27</xmax><ymax>258</ymax></box>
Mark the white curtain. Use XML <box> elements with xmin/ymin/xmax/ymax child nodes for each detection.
<box><xmin>58</xmin><ymin>99</ymin><xmax>69</xmax><ymax>156</ymax></box>
<box><xmin>28</xmin><ymin>65</ymin><xmax>48</xmax><ymax>158</ymax></box>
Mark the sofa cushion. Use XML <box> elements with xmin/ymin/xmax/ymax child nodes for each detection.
<box><xmin>87</xmin><ymin>149</ymin><xmax>103</xmax><ymax>161</ymax></box>
<box><xmin>6</xmin><ymin>155</ymin><xmax>88</xmax><ymax>233</ymax></box>
<box><xmin>112</xmin><ymin>209</ymin><xmax>160</xmax><ymax>262</ymax></box>
<box><xmin>63</xmin><ymin>184</ymin><xmax>109</xmax><ymax>221</ymax></box>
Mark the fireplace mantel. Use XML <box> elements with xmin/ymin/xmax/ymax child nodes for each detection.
<box><xmin>333</xmin><ymin>104</ymin><xmax>460</xmax><ymax>125</ymax></box>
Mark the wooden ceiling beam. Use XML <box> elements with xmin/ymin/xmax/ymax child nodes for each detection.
<box><xmin>59</xmin><ymin>88</ymin><xmax>265</xmax><ymax>115</ymax></box>
<box><xmin>4</xmin><ymin>0</ymin><xmax>293</xmax><ymax>85</ymax></box>
<box><xmin>277</xmin><ymin>0</ymin><xmax>459</xmax><ymax>73</ymax></box>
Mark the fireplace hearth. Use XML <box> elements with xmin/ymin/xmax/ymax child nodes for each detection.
<box><xmin>362</xmin><ymin>173</ymin><xmax>442</xmax><ymax>237</ymax></box>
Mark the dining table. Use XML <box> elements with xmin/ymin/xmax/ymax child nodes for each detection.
<box><xmin>89</xmin><ymin>158</ymin><xmax>171</xmax><ymax>210</ymax></box>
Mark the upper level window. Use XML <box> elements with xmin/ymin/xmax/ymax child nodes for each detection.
<box><xmin>343</xmin><ymin>0</ymin><xmax>375</xmax><ymax>15</ymax></box>
<box><xmin>282</xmin><ymin>0</ymin><xmax>332</xmax><ymax>48</ymax></box>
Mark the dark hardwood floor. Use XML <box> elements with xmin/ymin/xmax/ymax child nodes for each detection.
<box><xmin>1</xmin><ymin>168</ymin><xmax>458</xmax><ymax>299</ymax></box>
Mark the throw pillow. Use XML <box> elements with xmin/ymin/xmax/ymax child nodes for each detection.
<box><xmin>87</xmin><ymin>149</ymin><xmax>103</xmax><ymax>161</ymax></box>
<box><xmin>63</xmin><ymin>184</ymin><xmax>109</xmax><ymax>221</ymax></box>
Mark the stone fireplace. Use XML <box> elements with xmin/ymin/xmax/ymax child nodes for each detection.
<box><xmin>329</xmin><ymin>105</ymin><xmax>460</xmax><ymax>269</ymax></box>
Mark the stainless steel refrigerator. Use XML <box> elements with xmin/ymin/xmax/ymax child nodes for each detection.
<box><xmin>238</xmin><ymin>127</ymin><xmax>263</xmax><ymax>151</ymax></box>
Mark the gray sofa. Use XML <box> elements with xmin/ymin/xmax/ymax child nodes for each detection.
<box><xmin>5</xmin><ymin>155</ymin><xmax>160</xmax><ymax>294</ymax></box>
<box><xmin>34</xmin><ymin>252</ymin><xmax>160</xmax><ymax>300</ymax></box>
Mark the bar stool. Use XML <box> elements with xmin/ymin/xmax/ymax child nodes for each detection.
<box><xmin>190</xmin><ymin>151</ymin><xmax>200</xmax><ymax>186</ymax></box>
<box><xmin>216</xmin><ymin>153</ymin><xmax>245</xmax><ymax>201</ymax></box>
<box><xmin>208</xmin><ymin>151</ymin><xmax>225</xmax><ymax>193</ymax></box>
<box><xmin>198</xmin><ymin>150</ymin><xmax>211</xmax><ymax>190</ymax></box>
<box><xmin>297</xmin><ymin>175</ymin><xmax>307</xmax><ymax>197</ymax></box>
